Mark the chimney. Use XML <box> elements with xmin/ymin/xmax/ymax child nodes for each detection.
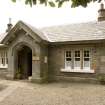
<box><xmin>6</xmin><ymin>18</ymin><xmax>13</xmax><ymax>32</ymax></box>
<box><xmin>98</xmin><ymin>3</ymin><xmax>105</xmax><ymax>21</ymax></box>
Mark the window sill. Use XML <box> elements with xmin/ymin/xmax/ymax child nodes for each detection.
<box><xmin>0</xmin><ymin>66</ymin><xmax>8</xmax><ymax>69</ymax></box>
<box><xmin>61</xmin><ymin>68</ymin><xmax>95</xmax><ymax>73</ymax></box>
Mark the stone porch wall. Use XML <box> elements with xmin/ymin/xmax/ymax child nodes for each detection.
<box><xmin>98</xmin><ymin>43</ymin><xmax>105</xmax><ymax>74</ymax></box>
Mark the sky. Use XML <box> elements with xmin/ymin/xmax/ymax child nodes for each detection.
<box><xmin>0</xmin><ymin>0</ymin><xmax>101</xmax><ymax>33</ymax></box>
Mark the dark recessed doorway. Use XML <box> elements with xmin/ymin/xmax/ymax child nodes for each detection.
<box><xmin>16</xmin><ymin>46</ymin><xmax>32</xmax><ymax>79</ymax></box>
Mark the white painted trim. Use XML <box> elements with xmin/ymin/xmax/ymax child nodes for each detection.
<box><xmin>61</xmin><ymin>68</ymin><xmax>94</xmax><ymax>73</ymax></box>
<box><xmin>65</xmin><ymin>51</ymin><xmax>72</xmax><ymax>69</ymax></box>
<box><xmin>83</xmin><ymin>49</ymin><xmax>91</xmax><ymax>69</ymax></box>
<box><xmin>0</xmin><ymin>51</ymin><xmax>8</xmax><ymax>69</ymax></box>
<box><xmin>74</xmin><ymin>50</ymin><xmax>81</xmax><ymax>69</ymax></box>
<box><xmin>0</xmin><ymin>64</ymin><xmax>8</xmax><ymax>68</ymax></box>
<box><xmin>0</xmin><ymin>67</ymin><xmax>8</xmax><ymax>68</ymax></box>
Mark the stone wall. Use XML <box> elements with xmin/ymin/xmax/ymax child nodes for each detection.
<box><xmin>1</xmin><ymin>30</ymin><xmax>105</xmax><ymax>83</ymax></box>
<box><xmin>98</xmin><ymin>43</ymin><xmax>105</xmax><ymax>74</ymax></box>
<box><xmin>48</xmin><ymin>43</ymin><xmax>102</xmax><ymax>81</ymax></box>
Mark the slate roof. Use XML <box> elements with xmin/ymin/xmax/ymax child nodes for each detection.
<box><xmin>22</xmin><ymin>21</ymin><xmax>48</xmax><ymax>41</ymax></box>
<box><xmin>1</xmin><ymin>21</ymin><xmax>105</xmax><ymax>43</ymax></box>
<box><xmin>0</xmin><ymin>33</ymin><xmax>7</xmax><ymax>43</ymax></box>
<box><xmin>40</xmin><ymin>21</ymin><xmax>105</xmax><ymax>42</ymax></box>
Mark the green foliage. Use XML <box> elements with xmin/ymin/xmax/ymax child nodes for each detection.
<box><xmin>48</xmin><ymin>1</ymin><xmax>55</xmax><ymax>7</ymax></box>
<box><xmin>57</xmin><ymin>0</ymin><xmax>69</xmax><ymax>8</ymax></box>
<box><xmin>11</xmin><ymin>0</ymin><xmax>16</xmax><ymax>2</ymax></box>
<box><xmin>97</xmin><ymin>74</ymin><xmax>105</xmax><ymax>85</ymax></box>
<box><xmin>11</xmin><ymin>0</ymin><xmax>103</xmax><ymax>7</ymax></box>
<box><xmin>71</xmin><ymin>0</ymin><xmax>97</xmax><ymax>7</ymax></box>
<box><xmin>16</xmin><ymin>68</ymin><xmax>22</xmax><ymax>79</ymax></box>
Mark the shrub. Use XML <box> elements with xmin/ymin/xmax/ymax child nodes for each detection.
<box><xmin>97</xmin><ymin>74</ymin><xmax>105</xmax><ymax>85</ymax></box>
<box><xmin>16</xmin><ymin>68</ymin><xmax>22</xmax><ymax>79</ymax></box>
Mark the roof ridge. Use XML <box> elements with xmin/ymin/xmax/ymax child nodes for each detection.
<box><xmin>40</xmin><ymin>21</ymin><xmax>97</xmax><ymax>29</ymax></box>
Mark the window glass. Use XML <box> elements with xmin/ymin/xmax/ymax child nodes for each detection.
<box><xmin>65</xmin><ymin>51</ymin><xmax>72</xmax><ymax>68</ymax></box>
<box><xmin>74</xmin><ymin>50</ymin><xmax>81</xmax><ymax>69</ymax></box>
<box><xmin>64</xmin><ymin>49</ymin><xmax>91</xmax><ymax>71</ymax></box>
<box><xmin>84</xmin><ymin>50</ymin><xmax>90</xmax><ymax>69</ymax></box>
<box><xmin>0</xmin><ymin>51</ymin><xmax>8</xmax><ymax>68</ymax></box>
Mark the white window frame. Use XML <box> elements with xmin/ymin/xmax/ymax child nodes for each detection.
<box><xmin>74</xmin><ymin>50</ymin><xmax>81</xmax><ymax>70</ymax></box>
<box><xmin>0</xmin><ymin>51</ymin><xmax>8</xmax><ymax>68</ymax></box>
<box><xmin>5</xmin><ymin>52</ymin><xmax>8</xmax><ymax>68</ymax></box>
<box><xmin>65</xmin><ymin>51</ymin><xmax>72</xmax><ymax>69</ymax></box>
<box><xmin>61</xmin><ymin>49</ymin><xmax>94</xmax><ymax>73</ymax></box>
<box><xmin>83</xmin><ymin>49</ymin><xmax>91</xmax><ymax>70</ymax></box>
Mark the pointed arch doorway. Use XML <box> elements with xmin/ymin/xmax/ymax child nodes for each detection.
<box><xmin>15</xmin><ymin>45</ymin><xmax>32</xmax><ymax>79</ymax></box>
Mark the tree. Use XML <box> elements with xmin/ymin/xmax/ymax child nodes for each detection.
<box><xmin>11</xmin><ymin>0</ymin><xmax>103</xmax><ymax>8</ymax></box>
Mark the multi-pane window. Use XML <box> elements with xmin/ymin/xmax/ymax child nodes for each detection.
<box><xmin>65</xmin><ymin>51</ymin><xmax>72</xmax><ymax>69</ymax></box>
<box><xmin>74</xmin><ymin>51</ymin><xmax>81</xmax><ymax>69</ymax></box>
<box><xmin>0</xmin><ymin>51</ymin><xmax>8</xmax><ymax>68</ymax></box>
<box><xmin>65</xmin><ymin>49</ymin><xmax>91</xmax><ymax>71</ymax></box>
<box><xmin>83</xmin><ymin>50</ymin><xmax>90</xmax><ymax>69</ymax></box>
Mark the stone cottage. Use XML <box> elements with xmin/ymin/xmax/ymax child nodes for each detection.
<box><xmin>0</xmin><ymin>4</ymin><xmax>105</xmax><ymax>83</ymax></box>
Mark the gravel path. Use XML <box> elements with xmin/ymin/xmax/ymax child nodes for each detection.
<box><xmin>0</xmin><ymin>80</ymin><xmax>105</xmax><ymax>105</ymax></box>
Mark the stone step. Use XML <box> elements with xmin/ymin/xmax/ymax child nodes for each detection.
<box><xmin>55</xmin><ymin>76</ymin><xmax>98</xmax><ymax>84</ymax></box>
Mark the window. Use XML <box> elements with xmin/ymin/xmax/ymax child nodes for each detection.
<box><xmin>83</xmin><ymin>50</ymin><xmax>90</xmax><ymax>69</ymax></box>
<box><xmin>0</xmin><ymin>51</ymin><xmax>8</xmax><ymax>68</ymax></box>
<box><xmin>62</xmin><ymin>49</ymin><xmax>94</xmax><ymax>73</ymax></box>
<box><xmin>65</xmin><ymin>51</ymin><xmax>72</xmax><ymax>69</ymax></box>
<box><xmin>74</xmin><ymin>50</ymin><xmax>81</xmax><ymax>69</ymax></box>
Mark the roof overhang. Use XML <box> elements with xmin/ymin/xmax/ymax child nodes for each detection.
<box><xmin>49</xmin><ymin>39</ymin><xmax>105</xmax><ymax>45</ymax></box>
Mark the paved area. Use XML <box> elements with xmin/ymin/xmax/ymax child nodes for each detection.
<box><xmin>0</xmin><ymin>80</ymin><xmax>105</xmax><ymax>105</ymax></box>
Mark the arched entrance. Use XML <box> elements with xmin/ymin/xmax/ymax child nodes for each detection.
<box><xmin>15</xmin><ymin>45</ymin><xmax>32</xmax><ymax>79</ymax></box>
